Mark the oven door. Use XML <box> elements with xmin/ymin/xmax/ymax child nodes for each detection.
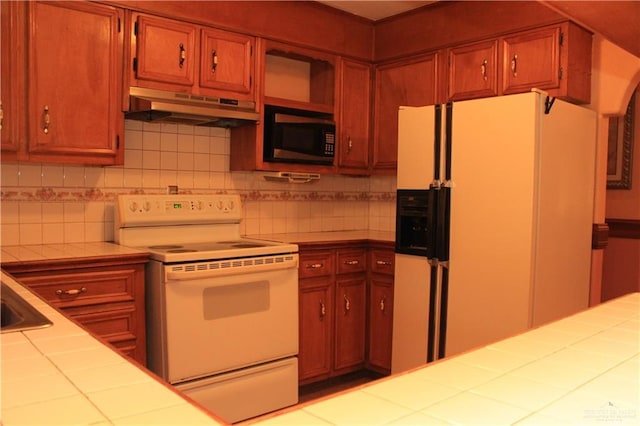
<box><xmin>159</xmin><ymin>254</ymin><xmax>299</xmax><ymax>384</ymax></box>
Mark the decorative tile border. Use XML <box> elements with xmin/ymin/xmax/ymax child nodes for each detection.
<box><xmin>1</xmin><ymin>187</ymin><xmax>396</xmax><ymax>203</ymax></box>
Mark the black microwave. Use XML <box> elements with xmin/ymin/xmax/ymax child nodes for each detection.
<box><xmin>263</xmin><ymin>105</ymin><xmax>336</xmax><ymax>165</ymax></box>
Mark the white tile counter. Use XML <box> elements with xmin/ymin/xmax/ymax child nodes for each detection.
<box><xmin>0</xmin><ymin>242</ymin><xmax>148</xmax><ymax>264</ymax></box>
<box><xmin>0</xmin><ymin>271</ymin><xmax>224</xmax><ymax>425</ymax></box>
<box><xmin>247</xmin><ymin>230</ymin><xmax>395</xmax><ymax>244</ymax></box>
<box><xmin>252</xmin><ymin>292</ymin><xmax>639</xmax><ymax>425</ymax></box>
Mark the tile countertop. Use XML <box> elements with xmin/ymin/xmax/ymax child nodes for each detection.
<box><xmin>0</xmin><ymin>270</ymin><xmax>224</xmax><ymax>425</ymax></box>
<box><xmin>252</xmin><ymin>292</ymin><xmax>640</xmax><ymax>426</ymax></box>
<box><xmin>0</xmin><ymin>241</ymin><xmax>149</xmax><ymax>264</ymax></box>
<box><xmin>247</xmin><ymin>230</ymin><xmax>396</xmax><ymax>245</ymax></box>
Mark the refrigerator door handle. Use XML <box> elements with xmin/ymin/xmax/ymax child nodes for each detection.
<box><xmin>427</xmin><ymin>263</ymin><xmax>439</xmax><ymax>363</ymax></box>
<box><xmin>437</xmin><ymin>265</ymin><xmax>449</xmax><ymax>360</ymax></box>
<box><xmin>433</xmin><ymin>104</ymin><xmax>443</xmax><ymax>184</ymax></box>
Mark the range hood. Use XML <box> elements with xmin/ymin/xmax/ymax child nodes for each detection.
<box><xmin>125</xmin><ymin>87</ymin><xmax>259</xmax><ymax>128</ymax></box>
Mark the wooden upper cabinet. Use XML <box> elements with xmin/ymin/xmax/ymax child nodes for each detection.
<box><xmin>26</xmin><ymin>1</ymin><xmax>124</xmax><ymax>165</ymax></box>
<box><xmin>448</xmin><ymin>40</ymin><xmax>499</xmax><ymax>101</ymax></box>
<box><xmin>502</xmin><ymin>26</ymin><xmax>560</xmax><ymax>96</ymax></box>
<box><xmin>372</xmin><ymin>53</ymin><xmax>438</xmax><ymax>174</ymax></box>
<box><xmin>131</xmin><ymin>13</ymin><xmax>255</xmax><ymax>101</ymax></box>
<box><xmin>502</xmin><ymin>22</ymin><xmax>592</xmax><ymax>103</ymax></box>
<box><xmin>337</xmin><ymin>58</ymin><xmax>371</xmax><ymax>174</ymax></box>
<box><xmin>0</xmin><ymin>1</ymin><xmax>26</xmax><ymax>160</ymax></box>
<box><xmin>133</xmin><ymin>14</ymin><xmax>197</xmax><ymax>87</ymax></box>
<box><xmin>200</xmin><ymin>28</ymin><xmax>253</xmax><ymax>96</ymax></box>
<box><xmin>445</xmin><ymin>22</ymin><xmax>591</xmax><ymax>104</ymax></box>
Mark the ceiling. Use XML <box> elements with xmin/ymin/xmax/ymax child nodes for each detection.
<box><xmin>316</xmin><ymin>1</ymin><xmax>640</xmax><ymax>58</ymax></box>
<box><xmin>316</xmin><ymin>1</ymin><xmax>435</xmax><ymax>21</ymax></box>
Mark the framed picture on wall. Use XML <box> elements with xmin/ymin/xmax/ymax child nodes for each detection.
<box><xmin>607</xmin><ymin>92</ymin><xmax>635</xmax><ymax>189</ymax></box>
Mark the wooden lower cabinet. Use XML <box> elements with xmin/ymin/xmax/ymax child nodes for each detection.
<box><xmin>3</xmin><ymin>254</ymin><xmax>148</xmax><ymax>366</ymax></box>
<box><xmin>334</xmin><ymin>275</ymin><xmax>367</xmax><ymax>371</ymax></box>
<box><xmin>299</xmin><ymin>277</ymin><xmax>333</xmax><ymax>381</ymax></box>
<box><xmin>367</xmin><ymin>276</ymin><xmax>394</xmax><ymax>373</ymax></box>
<box><xmin>298</xmin><ymin>246</ymin><xmax>367</xmax><ymax>384</ymax></box>
<box><xmin>298</xmin><ymin>242</ymin><xmax>394</xmax><ymax>385</ymax></box>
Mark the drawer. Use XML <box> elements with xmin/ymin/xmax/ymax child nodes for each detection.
<box><xmin>369</xmin><ymin>250</ymin><xmax>395</xmax><ymax>275</ymax></box>
<box><xmin>69</xmin><ymin>305</ymin><xmax>138</xmax><ymax>340</ymax></box>
<box><xmin>17</xmin><ymin>269</ymin><xmax>137</xmax><ymax>308</ymax></box>
<box><xmin>336</xmin><ymin>249</ymin><xmax>367</xmax><ymax>275</ymax></box>
<box><xmin>299</xmin><ymin>250</ymin><xmax>335</xmax><ymax>279</ymax></box>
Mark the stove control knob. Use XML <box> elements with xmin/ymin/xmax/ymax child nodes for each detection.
<box><xmin>143</xmin><ymin>201</ymin><xmax>151</xmax><ymax>212</ymax></box>
<box><xmin>129</xmin><ymin>201</ymin><xmax>139</xmax><ymax>212</ymax></box>
<box><xmin>227</xmin><ymin>200</ymin><xmax>235</xmax><ymax>211</ymax></box>
<box><xmin>216</xmin><ymin>200</ymin><xmax>224</xmax><ymax>211</ymax></box>
<box><xmin>195</xmin><ymin>201</ymin><xmax>203</xmax><ymax>210</ymax></box>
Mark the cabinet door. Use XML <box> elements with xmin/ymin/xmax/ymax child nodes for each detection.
<box><xmin>334</xmin><ymin>276</ymin><xmax>366</xmax><ymax>371</ymax></box>
<box><xmin>27</xmin><ymin>1</ymin><xmax>123</xmax><ymax>164</ymax></box>
<box><xmin>368</xmin><ymin>276</ymin><xmax>394</xmax><ymax>372</ymax></box>
<box><xmin>373</xmin><ymin>53</ymin><xmax>438</xmax><ymax>173</ymax></box>
<box><xmin>448</xmin><ymin>40</ymin><xmax>499</xmax><ymax>101</ymax></box>
<box><xmin>502</xmin><ymin>26</ymin><xmax>560</xmax><ymax>95</ymax></box>
<box><xmin>134</xmin><ymin>14</ymin><xmax>196</xmax><ymax>87</ymax></box>
<box><xmin>200</xmin><ymin>28</ymin><xmax>254</xmax><ymax>99</ymax></box>
<box><xmin>1</xmin><ymin>1</ymin><xmax>26</xmax><ymax>159</ymax></box>
<box><xmin>299</xmin><ymin>278</ymin><xmax>333</xmax><ymax>382</ymax></box>
<box><xmin>338</xmin><ymin>59</ymin><xmax>371</xmax><ymax>173</ymax></box>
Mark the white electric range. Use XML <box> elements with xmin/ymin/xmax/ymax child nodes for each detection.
<box><xmin>114</xmin><ymin>194</ymin><xmax>299</xmax><ymax>423</ymax></box>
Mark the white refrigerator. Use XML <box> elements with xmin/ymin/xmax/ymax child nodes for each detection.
<box><xmin>391</xmin><ymin>90</ymin><xmax>596</xmax><ymax>373</ymax></box>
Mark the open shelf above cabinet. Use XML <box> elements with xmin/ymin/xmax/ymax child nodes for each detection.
<box><xmin>264</xmin><ymin>43</ymin><xmax>336</xmax><ymax>115</ymax></box>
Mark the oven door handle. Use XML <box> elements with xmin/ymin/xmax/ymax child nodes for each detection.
<box><xmin>165</xmin><ymin>257</ymin><xmax>298</xmax><ymax>281</ymax></box>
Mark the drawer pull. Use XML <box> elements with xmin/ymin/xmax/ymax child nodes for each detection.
<box><xmin>179</xmin><ymin>43</ymin><xmax>186</xmax><ymax>68</ymax></box>
<box><xmin>343</xmin><ymin>260</ymin><xmax>359</xmax><ymax>266</ymax></box>
<box><xmin>344</xmin><ymin>294</ymin><xmax>351</xmax><ymax>312</ymax></box>
<box><xmin>511</xmin><ymin>54</ymin><xmax>518</xmax><ymax>77</ymax></box>
<box><xmin>306</xmin><ymin>263</ymin><xmax>324</xmax><ymax>269</ymax></box>
<box><xmin>42</xmin><ymin>105</ymin><xmax>51</xmax><ymax>134</ymax></box>
<box><xmin>211</xmin><ymin>49</ymin><xmax>218</xmax><ymax>72</ymax></box>
<box><xmin>481</xmin><ymin>59</ymin><xmax>488</xmax><ymax>80</ymax></box>
<box><xmin>320</xmin><ymin>301</ymin><xmax>326</xmax><ymax>317</ymax></box>
<box><xmin>376</xmin><ymin>260</ymin><xmax>392</xmax><ymax>266</ymax></box>
<box><xmin>56</xmin><ymin>287</ymin><xmax>87</xmax><ymax>296</ymax></box>
<box><xmin>380</xmin><ymin>296</ymin><xmax>386</xmax><ymax>312</ymax></box>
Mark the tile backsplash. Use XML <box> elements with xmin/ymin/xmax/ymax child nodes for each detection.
<box><xmin>1</xmin><ymin>120</ymin><xmax>396</xmax><ymax>246</ymax></box>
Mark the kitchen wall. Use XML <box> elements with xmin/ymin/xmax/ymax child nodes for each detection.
<box><xmin>0</xmin><ymin>120</ymin><xmax>397</xmax><ymax>246</ymax></box>
<box><xmin>603</xmin><ymin>84</ymin><xmax>640</xmax><ymax>301</ymax></box>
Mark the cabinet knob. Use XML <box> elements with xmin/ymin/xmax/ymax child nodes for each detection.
<box><xmin>179</xmin><ymin>43</ymin><xmax>186</xmax><ymax>68</ymax></box>
<box><xmin>56</xmin><ymin>287</ymin><xmax>87</xmax><ymax>296</ymax></box>
<box><xmin>42</xmin><ymin>105</ymin><xmax>51</xmax><ymax>134</ymax></box>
